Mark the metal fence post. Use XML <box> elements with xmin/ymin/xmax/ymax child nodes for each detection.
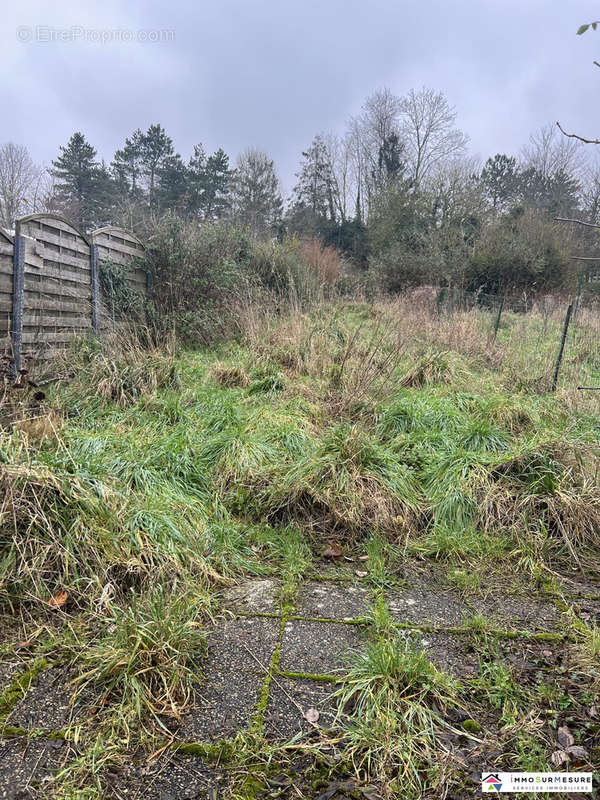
<box><xmin>572</xmin><ymin>270</ymin><xmax>584</xmax><ymax>323</ymax></box>
<box><xmin>492</xmin><ymin>296</ymin><xmax>505</xmax><ymax>342</ymax></box>
<box><xmin>90</xmin><ymin>243</ymin><xmax>100</xmax><ymax>335</ymax></box>
<box><xmin>551</xmin><ymin>302</ymin><xmax>573</xmax><ymax>392</ymax></box>
<box><xmin>10</xmin><ymin>234</ymin><xmax>25</xmax><ymax>381</ymax></box>
<box><xmin>144</xmin><ymin>263</ymin><xmax>153</xmax><ymax>328</ymax></box>
<box><xmin>436</xmin><ymin>287</ymin><xmax>446</xmax><ymax>316</ymax></box>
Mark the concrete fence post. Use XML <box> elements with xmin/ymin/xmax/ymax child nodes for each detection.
<box><xmin>90</xmin><ymin>243</ymin><xmax>100</xmax><ymax>335</ymax></box>
<box><xmin>492</xmin><ymin>296</ymin><xmax>505</xmax><ymax>343</ymax></box>
<box><xmin>10</xmin><ymin>234</ymin><xmax>25</xmax><ymax>380</ymax></box>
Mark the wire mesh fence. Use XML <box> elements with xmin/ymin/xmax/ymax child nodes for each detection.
<box><xmin>434</xmin><ymin>286</ymin><xmax>600</xmax><ymax>392</ymax></box>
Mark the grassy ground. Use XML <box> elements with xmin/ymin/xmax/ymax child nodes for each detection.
<box><xmin>0</xmin><ymin>296</ymin><xmax>599</xmax><ymax>798</ymax></box>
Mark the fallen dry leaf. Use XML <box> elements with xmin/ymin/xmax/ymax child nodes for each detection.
<box><xmin>16</xmin><ymin>627</ymin><xmax>43</xmax><ymax>651</ymax></box>
<box><xmin>358</xmin><ymin>555</ymin><xmax>369</xmax><ymax>561</ymax></box>
<box><xmin>566</xmin><ymin>744</ymin><xmax>588</xmax><ymax>760</ymax></box>
<box><xmin>551</xmin><ymin>749</ymin><xmax>568</xmax><ymax>767</ymax></box>
<box><xmin>557</xmin><ymin>725</ymin><xmax>574</xmax><ymax>749</ymax></box>
<box><xmin>47</xmin><ymin>590</ymin><xmax>68</xmax><ymax>610</ymax></box>
<box><xmin>359</xmin><ymin>786</ymin><xmax>380</xmax><ymax>800</ymax></box>
<box><xmin>304</xmin><ymin>707</ymin><xmax>320</xmax><ymax>724</ymax></box>
<box><xmin>323</xmin><ymin>542</ymin><xmax>342</xmax><ymax>559</ymax></box>
<box><xmin>355</xmin><ymin>570</ymin><xmax>368</xmax><ymax>578</ymax></box>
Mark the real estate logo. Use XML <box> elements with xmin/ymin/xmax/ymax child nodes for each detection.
<box><xmin>481</xmin><ymin>772</ymin><xmax>594</xmax><ymax>793</ymax></box>
<box><xmin>482</xmin><ymin>774</ymin><xmax>502</xmax><ymax>792</ymax></box>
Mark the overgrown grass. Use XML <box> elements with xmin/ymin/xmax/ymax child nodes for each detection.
<box><xmin>332</xmin><ymin>632</ymin><xmax>460</xmax><ymax>798</ymax></box>
<box><xmin>3</xmin><ymin>298</ymin><xmax>600</xmax><ymax>608</ymax></box>
<box><xmin>1</xmin><ymin>295</ymin><xmax>600</xmax><ymax>793</ymax></box>
<box><xmin>76</xmin><ymin>585</ymin><xmax>210</xmax><ymax>737</ymax></box>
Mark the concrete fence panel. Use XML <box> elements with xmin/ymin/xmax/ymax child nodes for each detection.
<box><xmin>0</xmin><ymin>214</ymin><xmax>147</xmax><ymax>374</ymax></box>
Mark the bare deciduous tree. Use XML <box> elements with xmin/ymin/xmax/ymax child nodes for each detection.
<box><xmin>580</xmin><ymin>158</ymin><xmax>600</xmax><ymax>223</ymax></box>
<box><xmin>399</xmin><ymin>87</ymin><xmax>469</xmax><ymax>189</ymax></box>
<box><xmin>0</xmin><ymin>142</ymin><xmax>42</xmax><ymax>228</ymax></box>
<box><xmin>521</xmin><ymin>123</ymin><xmax>584</xmax><ymax>179</ymax></box>
<box><xmin>349</xmin><ymin>89</ymin><xmax>404</xmax><ymax>214</ymax></box>
<box><xmin>321</xmin><ymin>133</ymin><xmax>352</xmax><ymax>222</ymax></box>
<box><xmin>426</xmin><ymin>156</ymin><xmax>483</xmax><ymax>227</ymax></box>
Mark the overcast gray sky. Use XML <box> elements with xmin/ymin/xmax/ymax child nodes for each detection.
<box><xmin>2</xmin><ymin>1</ymin><xmax>600</xmax><ymax>193</ymax></box>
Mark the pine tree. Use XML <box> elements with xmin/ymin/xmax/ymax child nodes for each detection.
<box><xmin>157</xmin><ymin>154</ymin><xmax>188</xmax><ymax>212</ymax></box>
<box><xmin>139</xmin><ymin>124</ymin><xmax>174</xmax><ymax>207</ymax></box>
<box><xmin>187</xmin><ymin>143</ymin><xmax>207</xmax><ymax>217</ymax></box>
<box><xmin>231</xmin><ymin>149</ymin><xmax>282</xmax><ymax>237</ymax></box>
<box><xmin>517</xmin><ymin>166</ymin><xmax>580</xmax><ymax>218</ymax></box>
<box><xmin>481</xmin><ymin>154</ymin><xmax>520</xmax><ymax>210</ymax></box>
<box><xmin>111</xmin><ymin>129</ymin><xmax>144</xmax><ymax>198</ymax></box>
<box><xmin>291</xmin><ymin>135</ymin><xmax>336</xmax><ymax>223</ymax></box>
<box><xmin>202</xmin><ymin>148</ymin><xmax>232</xmax><ymax>219</ymax></box>
<box><xmin>95</xmin><ymin>160</ymin><xmax>118</xmax><ymax>226</ymax></box>
<box><xmin>50</xmin><ymin>132</ymin><xmax>103</xmax><ymax>230</ymax></box>
<box><xmin>187</xmin><ymin>145</ymin><xmax>232</xmax><ymax>219</ymax></box>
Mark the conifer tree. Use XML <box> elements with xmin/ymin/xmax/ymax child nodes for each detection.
<box><xmin>111</xmin><ymin>129</ymin><xmax>144</xmax><ymax>198</ymax></box>
<box><xmin>139</xmin><ymin>124</ymin><xmax>174</xmax><ymax>207</ymax></box>
<box><xmin>50</xmin><ymin>132</ymin><xmax>103</xmax><ymax>230</ymax></box>
<box><xmin>187</xmin><ymin>145</ymin><xmax>232</xmax><ymax>219</ymax></box>
<box><xmin>231</xmin><ymin>148</ymin><xmax>282</xmax><ymax>237</ymax></box>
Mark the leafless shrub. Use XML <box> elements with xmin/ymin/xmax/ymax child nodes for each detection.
<box><xmin>299</xmin><ymin>239</ymin><xmax>344</xmax><ymax>285</ymax></box>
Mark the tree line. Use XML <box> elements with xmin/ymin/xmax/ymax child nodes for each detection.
<box><xmin>1</xmin><ymin>85</ymin><xmax>597</xmax><ymax>295</ymax></box>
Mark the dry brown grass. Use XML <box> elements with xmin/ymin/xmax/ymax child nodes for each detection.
<box><xmin>15</xmin><ymin>409</ymin><xmax>62</xmax><ymax>444</ymax></box>
<box><xmin>233</xmin><ymin>290</ymin><xmax>600</xmax><ymax>417</ymax></box>
<box><xmin>471</xmin><ymin>441</ymin><xmax>600</xmax><ymax>567</ymax></box>
<box><xmin>210</xmin><ymin>362</ymin><xmax>250</xmax><ymax>388</ymax></box>
<box><xmin>55</xmin><ymin>325</ymin><xmax>179</xmax><ymax>408</ymax></box>
<box><xmin>299</xmin><ymin>238</ymin><xmax>344</xmax><ymax>285</ymax></box>
<box><xmin>398</xmin><ymin>350</ymin><xmax>466</xmax><ymax>389</ymax></box>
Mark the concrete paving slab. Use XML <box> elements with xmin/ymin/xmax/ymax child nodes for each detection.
<box><xmin>279</xmin><ymin>620</ymin><xmax>365</xmax><ymax>675</ymax></box>
<box><xmin>6</xmin><ymin>667</ymin><xmax>84</xmax><ymax>732</ymax></box>
<box><xmin>386</xmin><ymin>584</ymin><xmax>468</xmax><ymax>626</ymax></box>
<box><xmin>296</xmin><ymin>581</ymin><xmax>371</xmax><ymax>620</ymax></box>
<box><xmin>264</xmin><ymin>677</ymin><xmax>337</xmax><ymax>740</ymax></box>
<box><xmin>180</xmin><ymin>616</ymin><xmax>279</xmax><ymax>741</ymax></box>
<box><xmin>467</xmin><ymin>592</ymin><xmax>560</xmax><ymax>632</ymax></box>
<box><xmin>223</xmin><ymin>579</ymin><xmax>280</xmax><ymax>615</ymax></box>
<box><xmin>102</xmin><ymin>751</ymin><xmax>225</xmax><ymax>799</ymax></box>
<box><xmin>0</xmin><ymin>736</ymin><xmax>73</xmax><ymax>800</ymax></box>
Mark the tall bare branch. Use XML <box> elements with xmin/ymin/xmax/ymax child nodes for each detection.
<box><xmin>556</xmin><ymin>121</ymin><xmax>600</xmax><ymax>145</ymax></box>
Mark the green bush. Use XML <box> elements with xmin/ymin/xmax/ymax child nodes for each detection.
<box><xmin>145</xmin><ymin>214</ymin><xmax>251</xmax><ymax>343</ymax></box>
<box><xmin>144</xmin><ymin>214</ymin><xmax>333</xmax><ymax>343</ymax></box>
<box><xmin>467</xmin><ymin>208</ymin><xmax>572</xmax><ymax>294</ymax></box>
